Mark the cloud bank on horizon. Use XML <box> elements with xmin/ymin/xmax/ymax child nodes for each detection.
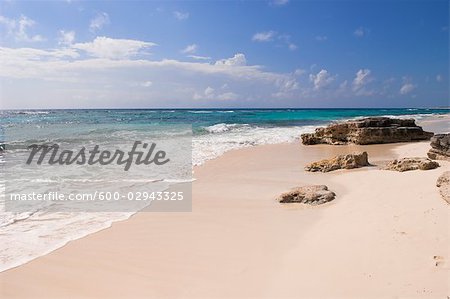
<box><xmin>0</xmin><ymin>0</ymin><xmax>448</xmax><ymax>109</ymax></box>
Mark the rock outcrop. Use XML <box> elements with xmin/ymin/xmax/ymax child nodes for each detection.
<box><xmin>383</xmin><ymin>157</ymin><xmax>439</xmax><ymax>172</ymax></box>
<box><xmin>436</xmin><ymin>171</ymin><xmax>450</xmax><ymax>204</ymax></box>
<box><xmin>277</xmin><ymin>185</ymin><xmax>335</xmax><ymax>205</ymax></box>
<box><xmin>427</xmin><ymin>133</ymin><xmax>450</xmax><ymax>161</ymax></box>
<box><xmin>305</xmin><ymin>152</ymin><xmax>370</xmax><ymax>172</ymax></box>
<box><xmin>301</xmin><ymin>117</ymin><xmax>433</xmax><ymax>145</ymax></box>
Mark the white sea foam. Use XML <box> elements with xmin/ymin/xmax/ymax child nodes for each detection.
<box><xmin>204</xmin><ymin>123</ymin><xmax>247</xmax><ymax>133</ymax></box>
<box><xmin>188</xmin><ymin>110</ymin><xmax>213</xmax><ymax>114</ymax></box>
<box><xmin>193</xmin><ymin>124</ymin><xmax>317</xmax><ymax>166</ymax></box>
<box><xmin>13</xmin><ymin>111</ymin><xmax>50</xmax><ymax>115</ymax></box>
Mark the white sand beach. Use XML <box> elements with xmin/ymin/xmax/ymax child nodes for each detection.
<box><xmin>0</xmin><ymin>116</ymin><xmax>449</xmax><ymax>298</ymax></box>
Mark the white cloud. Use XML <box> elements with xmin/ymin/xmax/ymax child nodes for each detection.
<box><xmin>58</xmin><ymin>30</ymin><xmax>75</xmax><ymax>46</ymax></box>
<box><xmin>214</xmin><ymin>53</ymin><xmax>247</xmax><ymax>66</ymax></box>
<box><xmin>72</xmin><ymin>36</ymin><xmax>156</xmax><ymax>59</ymax></box>
<box><xmin>278</xmin><ymin>78</ymin><xmax>299</xmax><ymax>92</ymax></box>
<box><xmin>0</xmin><ymin>15</ymin><xmax>45</xmax><ymax>42</ymax></box>
<box><xmin>353</xmin><ymin>26</ymin><xmax>368</xmax><ymax>38</ymax></box>
<box><xmin>187</xmin><ymin>55</ymin><xmax>211</xmax><ymax>60</ymax></box>
<box><xmin>400</xmin><ymin>83</ymin><xmax>415</xmax><ymax>95</ymax></box>
<box><xmin>1</xmin><ymin>44</ymin><xmax>302</xmax><ymax>108</ymax></box>
<box><xmin>252</xmin><ymin>31</ymin><xmax>297</xmax><ymax>50</ymax></box>
<box><xmin>436</xmin><ymin>74</ymin><xmax>443</xmax><ymax>82</ymax></box>
<box><xmin>3</xmin><ymin>40</ymin><xmax>373</xmax><ymax>108</ymax></box>
<box><xmin>352</xmin><ymin>71</ymin><xmax>374</xmax><ymax>96</ymax></box>
<box><xmin>309</xmin><ymin>69</ymin><xmax>335</xmax><ymax>90</ymax></box>
<box><xmin>194</xmin><ymin>86</ymin><xmax>238</xmax><ymax>101</ymax></box>
<box><xmin>173</xmin><ymin>11</ymin><xmax>189</xmax><ymax>20</ymax></box>
<box><xmin>89</xmin><ymin>12</ymin><xmax>110</xmax><ymax>32</ymax></box>
<box><xmin>181</xmin><ymin>43</ymin><xmax>198</xmax><ymax>54</ymax></box>
<box><xmin>278</xmin><ymin>33</ymin><xmax>297</xmax><ymax>51</ymax></box>
<box><xmin>352</xmin><ymin>69</ymin><xmax>373</xmax><ymax>93</ymax></box>
<box><xmin>315</xmin><ymin>35</ymin><xmax>327</xmax><ymax>42</ymax></box>
<box><xmin>252</xmin><ymin>31</ymin><xmax>276</xmax><ymax>42</ymax></box>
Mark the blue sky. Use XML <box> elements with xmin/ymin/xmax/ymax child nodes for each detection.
<box><xmin>0</xmin><ymin>0</ymin><xmax>448</xmax><ymax>108</ymax></box>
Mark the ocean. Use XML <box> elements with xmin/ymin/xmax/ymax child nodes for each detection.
<box><xmin>0</xmin><ymin>108</ymin><xmax>448</xmax><ymax>271</ymax></box>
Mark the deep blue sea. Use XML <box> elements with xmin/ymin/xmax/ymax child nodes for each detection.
<box><xmin>0</xmin><ymin>107</ymin><xmax>449</xmax><ymax>272</ymax></box>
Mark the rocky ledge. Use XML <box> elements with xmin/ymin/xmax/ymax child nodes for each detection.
<box><xmin>427</xmin><ymin>133</ymin><xmax>450</xmax><ymax>161</ymax></box>
<box><xmin>277</xmin><ymin>185</ymin><xmax>335</xmax><ymax>205</ymax></box>
<box><xmin>383</xmin><ymin>157</ymin><xmax>439</xmax><ymax>172</ymax></box>
<box><xmin>301</xmin><ymin>117</ymin><xmax>433</xmax><ymax>145</ymax></box>
<box><xmin>305</xmin><ymin>152</ymin><xmax>370</xmax><ymax>173</ymax></box>
<box><xmin>436</xmin><ymin>171</ymin><xmax>450</xmax><ymax>204</ymax></box>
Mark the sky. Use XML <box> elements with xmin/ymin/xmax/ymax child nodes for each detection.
<box><xmin>0</xmin><ymin>0</ymin><xmax>448</xmax><ymax>109</ymax></box>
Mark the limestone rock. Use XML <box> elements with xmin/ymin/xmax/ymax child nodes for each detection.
<box><xmin>436</xmin><ymin>171</ymin><xmax>450</xmax><ymax>204</ymax></box>
<box><xmin>305</xmin><ymin>152</ymin><xmax>370</xmax><ymax>172</ymax></box>
<box><xmin>301</xmin><ymin>117</ymin><xmax>433</xmax><ymax>145</ymax></box>
<box><xmin>427</xmin><ymin>133</ymin><xmax>450</xmax><ymax>161</ymax></box>
<box><xmin>384</xmin><ymin>157</ymin><xmax>439</xmax><ymax>172</ymax></box>
<box><xmin>277</xmin><ymin>185</ymin><xmax>335</xmax><ymax>205</ymax></box>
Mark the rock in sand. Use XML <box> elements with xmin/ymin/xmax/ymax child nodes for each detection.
<box><xmin>277</xmin><ymin>185</ymin><xmax>336</xmax><ymax>205</ymax></box>
<box><xmin>305</xmin><ymin>152</ymin><xmax>370</xmax><ymax>172</ymax></box>
<box><xmin>383</xmin><ymin>157</ymin><xmax>439</xmax><ymax>172</ymax></box>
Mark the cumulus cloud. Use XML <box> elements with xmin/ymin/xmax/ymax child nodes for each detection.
<box><xmin>252</xmin><ymin>31</ymin><xmax>276</xmax><ymax>42</ymax></box>
<box><xmin>214</xmin><ymin>53</ymin><xmax>247</xmax><ymax>66</ymax></box>
<box><xmin>173</xmin><ymin>11</ymin><xmax>189</xmax><ymax>20</ymax></box>
<box><xmin>181</xmin><ymin>43</ymin><xmax>198</xmax><ymax>54</ymax></box>
<box><xmin>89</xmin><ymin>12</ymin><xmax>110</xmax><ymax>32</ymax></box>
<box><xmin>58</xmin><ymin>30</ymin><xmax>75</xmax><ymax>46</ymax></box>
<box><xmin>309</xmin><ymin>69</ymin><xmax>335</xmax><ymax>90</ymax></box>
<box><xmin>3</xmin><ymin>36</ymin><xmax>401</xmax><ymax>108</ymax></box>
<box><xmin>0</xmin><ymin>44</ymin><xmax>302</xmax><ymax>108</ymax></box>
<box><xmin>72</xmin><ymin>36</ymin><xmax>156</xmax><ymax>59</ymax></box>
<box><xmin>436</xmin><ymin>74</ymin><xmax>443</xmax><ymax>82</ymax></box>
<box><xmin>0</xmin><ymin>15</ymin><xmax>45</xmax><ymax>42</ymax></box>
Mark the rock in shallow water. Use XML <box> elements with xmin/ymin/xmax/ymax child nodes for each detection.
<box><xmin>301</xmin><ymin>117</ymin><xmax>433</xmax><ymax>145</ymax></box>
<box><xmin>277</xmin><ymin>185</ymin><xmax>336</xmax><ymax>205</ymax></box>
<box><xmin>427</xmin><ymin>133</ymin><xmax>450</xmax><ymax>161</ymax></box>
<box><xmin>436</xmin><ymin>171</ymin><xmax>450</xmax><ymax>204</ymax></box>
<box><xmin>383</xmin><ymin>157</ymin><xmax>439</xmax><ymax>172</ymax></box>
<box><xmin>305</xmin><ymin>152</ymin><xmax>370</xmax><ymax>172</ymax></box>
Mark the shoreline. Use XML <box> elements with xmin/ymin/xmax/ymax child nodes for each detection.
<box><xmin>1</xmin><ymin>115</ymin><xmax>449</xmax><ymax>298</ymax></box>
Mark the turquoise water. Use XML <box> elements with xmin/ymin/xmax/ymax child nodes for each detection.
<box><xmin>2</xmin><ymin>108</ymin><xmax>449</xmax><ymax>130</ymax></box>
